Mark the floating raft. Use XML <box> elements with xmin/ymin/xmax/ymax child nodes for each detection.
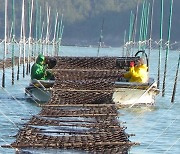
<box><xmin>2</xmin><ymin>56</ymin><xmax>140</xmax><ymax>153</ymax></box>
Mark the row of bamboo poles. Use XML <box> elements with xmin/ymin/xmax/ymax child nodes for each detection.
<box><xmin>1</xmin><ymin>0</ymin><xmax>179</xmax><ymax>101</ymax></box>
<box><xmin>1</xmin><ymin>0</ymin><xmax>64</xmax><ymax>87</ymax></box>
<box><xmin>123</xmin><ymin>0</ymin><xmax>179</xmax><ymax>102</ymax></box>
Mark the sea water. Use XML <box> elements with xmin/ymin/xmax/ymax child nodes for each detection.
<box><xmin>0</xmin><ymin>46</ymin><xmax>179</xmax><ymax>154</ymax></box>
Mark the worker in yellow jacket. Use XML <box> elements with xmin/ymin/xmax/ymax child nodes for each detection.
<box><xmin>123</xmin><ymin>58</ymin><xmax>148</xmax><ymax>83</ymax></box>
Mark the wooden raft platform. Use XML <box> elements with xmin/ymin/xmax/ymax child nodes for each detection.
<box><xmin>2</xmin><ymin>57</ymin><xmax>140</xmax><ymax>153</ymax></box>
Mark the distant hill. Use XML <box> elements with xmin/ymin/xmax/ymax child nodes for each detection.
<box><xmin>0</xmin><ymin>0</ymin><xmax>179</xmax><ymax>46</ymax></box>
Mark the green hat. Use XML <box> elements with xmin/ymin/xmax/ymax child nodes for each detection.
<box><xmin>36</xmin><ymin>54</ymin><xmax>45</xmax><ymax>65</ymax></box>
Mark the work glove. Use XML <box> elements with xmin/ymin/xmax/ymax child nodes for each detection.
<box><xmin>130</xmin><ymin>61</ymin><xmax>134</xmax><ymax>67</ymax></box>
<box><xmin>120</xmin><ymin>74</ymin><xmax>124</xmax><ymax>78</ymax></box>
<box><xmin>118</xmin><ymin>74</ymin><xmax>124</xmax><ymax>79</ymax></box>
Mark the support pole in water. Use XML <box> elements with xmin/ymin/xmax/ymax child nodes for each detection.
<box><xmin>53</xmin><ymin>11</ymin><xmax>58</xmax><ymax>56</ymax></box>
<box><xmin>38</xmin><ymin>6</ymin><xmax>42</xmax><ymax>53</ymax></box>
<box><xmin>122</xmin><ymin>30</ymin><xmax>126</xmax><ymax>57</ymax></box>
<box><xmin>35</xmin><ymin>0</ymin><xmax>39</xmax><ymax>57</ymax></box>
<box><xmin>162</xmin><ymin>0</ymin><xmax>174</xmax><ymax>96</ymax></box>
<box><xmin>139</xmin><ymin>0</ymin><xmax>146</xmax><ymax>50</ymax></box>
<box><xmin>45</xmin><ymin>5</ymin><xmax>51</xmax><ymax>56</ymax></box>
<box><xmin>11</xmin><ymin>0</ymin><xmax>15</xmax><ymax>85</ymax></box>
<box><xmin>132</xmin><ymin>1</ymin><xmax>139</xmax><ymax>55</ymax></box>
<box><xmin>148</xmin><ymin>0</ymin><xmax>155</xmax><ymax>65</ymax></box>
<box><xmin>157</xmin><ymin>0</ymin><xmax>164</xmax><ymax>88</ymax></box>
<box><xmin>26</xmin><ymin>0</ymin><xmax>30</xmax><ymax>75</ymax></box>
<box><xmin>97</xmin><ymin>18</ymin><xmax>104</xmax><ymax>57</ymax></box>
<box><xmin>143</xmin><ymin>2</ymin><xmax>150</xmax><ymax>50</ymax></box>
<box><xmin>22</xmin><ymin>0</ymin><xmax>26</xmax><ymax>78</ymax></box>
<box><xmin>58</xmin><ymin>14</ymin><xmax>64</xmax><ymax>56</ymax></box>
<box><xmin>56</xmin><ymin>21</ymin><xmax>60</xmax><ymax>56</ymax></box>
<box><xmin>171</xmin><ymin>52</ymin><xmax>180</xmax><ymax>102</ymax></box>
<box><xmin>17</xmin><ymin>0</ymin><xmax>24</xmax><ymax>80</ymax></box>
<box><xmin>3</xmin><ymin>0</ymin><xmax>8</xmax><ymax>87</ymax></box>
<box><xmin>27</xmin><ymin>0</ymin><xmax>34</xmax><ymax>75</ymax></box>
<box><xmin>127</xmin><ymin>11</ymin><xmax>134</xmax><ymax>56</ymax></box>
<box><xmin>139</xmin><ymin>1</ymin><xmax>149</xmax><ymax>50</ymax></box>
<box><xmin>38</xmin><ymin>6</ymin><xmax>42</xmax><ymax>55</ymax></box>
<box><xmin>41</xmin><ymin>22</ymin><xmax>45</xmax><ymax>55</ymax></box>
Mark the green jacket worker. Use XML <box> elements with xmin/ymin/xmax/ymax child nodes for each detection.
<box><xmin>31</xmin><ymin>54</ymin><xmax>52</xmax><ymax>80</ymax></box>
<box><xmin>123</xmin><ymin>58</ymin><xmax>148</xmax><ymax>83</ymax></box>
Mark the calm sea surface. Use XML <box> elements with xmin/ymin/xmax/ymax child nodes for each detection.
<box><xmin>0</xmin><ymin>46</ymin><xmax>179</xmax><ymax>154</ymax></box>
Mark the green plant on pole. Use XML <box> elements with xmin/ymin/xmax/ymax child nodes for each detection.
<box><xmin>162</xmin><ymin>0</ymin><xmax>174</xmax><ymax>96</ymax></box>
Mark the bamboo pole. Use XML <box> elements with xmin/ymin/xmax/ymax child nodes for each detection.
<box><xmin>11</xmin><ymin>0</ymin><xmax>15</xmax><ymax>85</ymax></box>
<box><xmin>17</xmin><ymin>0</ymin><xmax>25</xmax><ymax>80</ymax></box>
<box><xmin>140</xmin><ymin>1</ymin><xmax>148</xmax><ymax>50</ymax></box>
<box><xmin>122</xmin><ymin>30</ymin><xmax>126</xmax><ymax>57</ymax></box>
<box><xmin>127</xmin><ymin>11</ymin><xmax>134</xmax><ymax>56</ymax></box>
<box><xmin>58</xmin><ymin>24</ymin><xmax>64</xmax><ymax>56</ymax></box>
<box><xmin>171</xmin><ymin>52</ymin><xmax>180</xmax><ymax>102</ymax></box>
<box><xmin>143</xmin><ymin>3</ymin><xmax>150</xmax><ymax>50</ymax></box>
<box><xmin>27</xmin><ymin>0</ymin><xmax>34</xmax><ymax>75</ymax></box>
<box><xmin>22</xmin><ymin>0</ymin><xmax>26</xmax><ymax>78</ymax></box>
<box><xmin>157</xmin><ymin>0</ymin><xmax>164</xmax><ymax>88</ymax></box>
<box><xmin>26</xmin><ymin>0</ymin><xmax>30</xmax><ymax>75</ymax></box>
<box><xmin>58</xmin><ymin>26</ymin><xmax>64</xmax><ymax>56</ymax></box>
<box><xmin>131</xmin><ymin>12</ymin><xmax>135</xmax><ymax>56</ymax></box>
<box><xmin>57</xmin><ymin>14</ymin><xmax>64</xmax><ymax>56</ymax></box>
<box><xmin>35</xmin><ymin>0</ymin><xmax>39</xmax><ymax>57</ymax></box>
<box><xmin>132</xmin><ymin>1</ymin><xmax>139</xmax><ymax>55</ymax></box>
<box><xmin>162</xmin><ymin>0</ymin><xmax>174</xmax><ymax>96</ymax></box>
<box><xmin>40</xmin><ymin>104</ymin><xmax>115</xmax><ymax>107</ymax></box>
<box><xmin>45</xmin><ymin>5</ymin><xmax>51</xmax><ymax>56</ymax></box>
<box><xmin>56</xmin><ymin>21</ymin><xmax>60</xmax><ymax>56</ymax></box>
<box><xmin>148</xmin><ymin>0</ymin><xmax>155</xmax><ymax>68</ymax></box>
<box><xmin>53</xmin><ymin>12</ymin><xmax>58</xmax><ymax>56</ymax></box>
<box><xmin>9</xmin><ymin>22</ymin><xmax>13</xmax><ymax>40</ymax></box>
<box><xmin>97</xmin><ymin>18</ymin><xmax>104</xmax><ymax>57</ymax></box>
<box><xmin>139</xmin><ymin>0</ymin><xmax>146</xmax><ymax>50</ymax></box>
<box><xmin>41</xmin><ymin>21</ymin><xmax>45</xmax><ymax>55</ymax></box>
<box><xmin>2</xmin><ymin>141</ymin><xmax>139</xmax><ymax>148</ymax></box>
<box><xmin>142</xmin><ymin>1</ymin><xmax>147</xmax><ymax>43</ymax></box>
<box><xmin>128</xmin><ymin>11</ymin><xmax>133</xmax><ymax>43</ymax></box>
<box><xmin>40</xmin><ymin>113</ymin><xmax>118</xmax><ymax>117</ymax></box>
<box><xmin>2</xmin><ymin>0</ymin><xmax>8</xmax><ymax>87</ymax></box>
<box><xmin>38</xmin><ymin>6</ymin><xmax>42</xmax><ymax>54</ymax></box>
